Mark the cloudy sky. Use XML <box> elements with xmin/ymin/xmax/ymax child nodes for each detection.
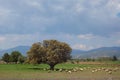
<box><xmin>0</xmin><ymin>0</ymin><xmax>120</xmax><ymax>50</ymax></box>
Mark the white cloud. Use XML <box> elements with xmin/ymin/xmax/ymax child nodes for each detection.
<box><xmin>0</xmin><ymin>8</ymin><xmax>11</xmax><ymax>16</ymax></box>
<box><xmin>78</xmin><ymin>34</ymin><xmax>95</xmax><ymax>40</ymax></box>
<box><xmin>25</xmin><ymin>0</ymin><xmax>44</xmax><ymax>11</ymax></box>
<box><xmin>72</xmin><ymin>44</ymin><xmax>93</xmax><ymax>50</ymax></box>
<box><xmin>27</xmin><ymin>1</ymin><xmax>40</xmax><ymax>7</ymax></box>
<box><xmin>116</xmin><ymin>40</ymin><xmax>120</xmax><ymax>44</ymax></box>
<box><xmin>0</xmin><ymin>37</ymin><xmax>5</xmax><ymax>42</ymax></box>
<box><xmin>76</xmin><ymin>32</ymin><xmax>120</xmax><ymax>50</ymax></box>
<box><xmin>0</xmin><ymin>7</ymin><xmax>20</xmax><ymax>28</ymax></box>
<box><xmin>30</xmin><ymin>16</ymin><xmax>56</xmax><ymax>27</ymax></box>
<box><xmin>73</xmin><ymin>2</ymin><xmax>85</xmax><ymax>14</ymax></box>
<box><xmin>51</xmin><ymin>5</ymin><xmax>65</xmax><ymax>12</ymax></box>
<box><xmin>105</xmin><ymin>0</ymin><xmax>120</xmax><ymax>18</ymax></box>
<box><xmin>112</xmin><ymin>32</ymin><xmax>120</xmax><ymax>45</ymax></box>
<box><xmin>0</xmin><ymin>33</ymin><xmax>74</xmax><ymax>49</ymax></box>
<box><xmin>0</xmin><ymin>34</ymin><xmax>39</xmax><ymax>49</ymax></box>
<box><xmin>0</xmin><ymin>8</ymin><xmax>12</xmax><ymax>24</ymax></box>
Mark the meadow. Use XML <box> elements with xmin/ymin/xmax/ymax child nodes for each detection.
<box><xmin>0</xmin><ymin>61</ymin><xmax>120</xmax><ymax>80</ymax></box>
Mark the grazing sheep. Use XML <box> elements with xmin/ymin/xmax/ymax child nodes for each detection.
<box><xmin>73</xmin><ymin>69</ymin><xmax>77</xmax><ymax>72</ymax></box>
<box><xmin>95</xmin><ymin>69</ymin><xmax>98</xmax><ymax>72</ymax></box>
<box><xmin>108</xmin><ymin>71</ymin><xmax>112</xmax><ymax>74</ymax></box>
<box><xmin>79</xmin><ymin>68</ymin><xmax>83</xmax><ymax>71</ymax></box>
<box><xmin>65</xmin><ymin>69</ymin><xmax>68</xmax><ymax>72</ymax></box>
<box><xmin>59</xmin><ymin>69</ymin><xmax>63</xmax><ymax>72</ymax></box>
<box><xmin>105</xmin><ymin>69</ymin><xmax>109</xmax><ymax>72</ymax></box>
<box><xmin>98</xmin><ymin>68</ymin><xmax>101</xmax><ymax>71</ymax></box>
<box><xmin>92</xmin><ymin>70</ymin><xmax>95</xmax><ymax>73</ymax></box>
<box><xmin>113</xmin><ymin>67</ymin><xmax>119</xmax><ymax>72</ymax></box>
<box><xmin>68</xmin><ymin>71</ymin><xmax>72</xmax><ymax>74</ymax></box>
<box><xmin>102</xmin><ymin>68</ymin><xmax>106</xmax><ymax>70</ymax></box>
<box><xmin>75</xmin><ymin>67</ymin><xmax>79</xmax><ymax>70</ymax></box>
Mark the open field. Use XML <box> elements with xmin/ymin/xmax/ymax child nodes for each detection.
<box><xmin>0</xmin><ymin>61</ymin><xmax>120</xmax><ymax>80</ymax></box>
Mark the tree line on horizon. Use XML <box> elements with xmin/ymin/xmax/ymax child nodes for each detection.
<box><xmin>2</xmin><ymin>51</ymin><xmax>26</xmax><ymax>64</ymax></box>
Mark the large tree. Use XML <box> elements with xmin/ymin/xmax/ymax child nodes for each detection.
<box><xmin>27</xmin><ymin>40</ymin><xmax>72</xmax><ymax>70</ymax></box>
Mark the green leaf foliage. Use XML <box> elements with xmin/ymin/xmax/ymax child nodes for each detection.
<box><xmin>10</xmin><ymin>51</ymin><xmax>22</xmax><ymax>63</ymax></box>
<box><xmin>2</xmin><ymin>53</ymin><xmax>10</xmax><ymax>63</ymax></box>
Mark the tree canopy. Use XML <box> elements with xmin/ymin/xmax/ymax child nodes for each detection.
<box><xmin>10</xmin><ymin>51</ymin><xmax>22</xmax><ymax>63</ymax></box>
<box><xmin>2</xmin><ymin>51</ymin><xmax>25</xmax><ymax>64</ymax></box>
<box><xmin>27</xmin><ymin>40</ymin><xmax>72</xmax><ymax>70</ymax></box>
<box><xmin>2</xmin><ymin>53</ymin><xmax>10</xmax><ymax>63</ymax></box>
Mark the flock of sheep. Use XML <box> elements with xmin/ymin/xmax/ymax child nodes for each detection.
<box><xmin>45</xmin><ymin>66</ymin><xmax>119</xmax><ymax>75</ymax></box>
<box><xmin>67</xmin><ymin>67</ymin><xmax>119</xmax><ymax>74</ymax></box>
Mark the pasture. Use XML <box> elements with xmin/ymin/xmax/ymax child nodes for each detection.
<box><xmin>0</xmin><ymin>61</ymin><xmax>120</xmax><ymax>80</ymax></box>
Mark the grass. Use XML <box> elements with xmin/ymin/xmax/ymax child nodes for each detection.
<box><xmin>0</xmin><ymin>61</ymin><xmax>120</xmax><ymax>80</ymax></box>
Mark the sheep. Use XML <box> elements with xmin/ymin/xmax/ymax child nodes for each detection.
<box><xmin>108</xmin><ymin>71</ymin><xmax>112</xmax><ymax>74</ymax></box>
<box><xmin>73</xmin><ymin>69</ymin><xmax>77</xmax><ymax>72</ymax></box>
<box><xmin>105</xmin><ymin>69</ymin><xmax>109</xmax><ymax>72</ymax></box>
<box><xmin>92</xmin><ymin>70</ymin><xmax>95</xmax><ymax>73</ymax></box>
<box><xmin>65</xmin><ymin>69</ymin><xmax>68</xmax><ymax>72</ymax></box>
<box><xmin>75</xmin><ymin>67</ymin><xmax>79</xmax><ymax>70</ymax></box>
<box><xmin>59</xmin><ymin>69</ymin><xmax>63</xmax><ymax>72</ymax></box>
<box><xmin>113</xmin><ymin>67</ymin><xmax>119</xmax><ymax>72</ymax></box>
<box><xmin>102</xmin><ymin>67</ymin><xmax>106</xmax><ymax>70</ymax></box>
<box><xmin>68</xmin><ymin>71</ymin><xmax>72</xmax><ymax>74</ymax></box>
<box><xmin>94</xmin><ymin>69</ymin><xmax>98</xmax><ymax>72</ymax></box>
<box><xmin>79</xmin><ymin>68</ymin><xmax>83</xmax><ymax>71</ymax></box>
<box><xmin>98</xmin><ymin>68</ymin><xmax>101</xmax><ymax>71</ymax></box>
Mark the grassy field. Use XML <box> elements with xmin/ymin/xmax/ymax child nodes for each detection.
<box><xmin>0</xmin><ymin>61</ymin><xmax>120</xmax><ymax>80</ymax></box>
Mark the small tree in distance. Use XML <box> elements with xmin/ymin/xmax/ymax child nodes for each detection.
<box><xmin>112</xmin><ymin>55</ymin><xmax>118</xmax><ymax>61</ymax></box>
<box><xmin>2</xmin><ymin>53</ymin><xmax>10</xmax><ymax>63</ymax></box>
<box><xmin>10</xmin><ymin>51</ymin><xmax>22</xmax><ymax>63</ymax></box>
<box><xmin>27</xmin><ymin>40</ymin><xmax>72</xmax><ymax>70</ymax></box>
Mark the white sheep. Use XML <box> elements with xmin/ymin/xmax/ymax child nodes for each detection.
<box><xmin>68</xmin><ymin>71</ymin><xmax>72</xmax><ymax>74</ymax></box>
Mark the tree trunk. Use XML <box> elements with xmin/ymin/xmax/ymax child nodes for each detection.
<box><xmin>49</xmin><ymin>64</ymin><xmax>55</xmax><ymax>70</ymax></box>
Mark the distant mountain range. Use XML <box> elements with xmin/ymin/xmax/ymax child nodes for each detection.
<box><xmin>0</xmin><ymin>46</ymin><xmax>30</xmax><ymax>57</ymax></box>
<box><xmin>73</xmin><ymin>47</ymin><xmax>120</xmax><ymax>59</ymax></box>
<box><xmin>0</xmin><ymin>46</ymin><xmax>120</xmax><ymax>59</ymax></box>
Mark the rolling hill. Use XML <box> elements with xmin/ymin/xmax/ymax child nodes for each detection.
<box><xmin>71</xmin><ymin>49</ymin><xmax>85</xmax><ymax>58</ymax></box>
<box><xmin>0</xmin><ymin>46</ymin><xmax>30</xmax><ymax>57</ymax></box>
<box><xmin>78</xmin><ymin>47</ymin><xmax>120</xmax><ymax>59</ymax></box>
